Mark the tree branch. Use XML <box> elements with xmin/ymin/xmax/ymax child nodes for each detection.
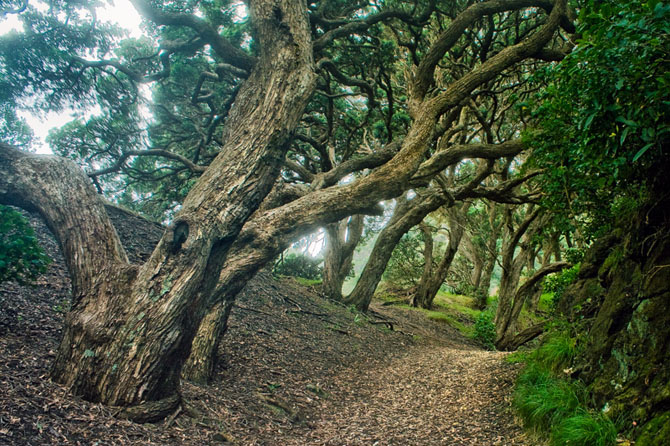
<box><xmin>313</xmin><ymin>1</ymin><xmax>435</xmax><ymax>52</ymax></box>
<box><xmin>129</xmin><ymin>0</ymin><xmax>255</xmax><ymax>72</ymax></box>
<box><xmin>412</xmin><ymin>140</ymin><xmax>525</xmax><ymax>183</ymax></box>
<box><xmin>88</xmin><ymin>149</ymin><xmax>207</xmax><ymax>178</ymax></box>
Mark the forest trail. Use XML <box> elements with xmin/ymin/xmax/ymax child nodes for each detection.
<box><xmin>296</xmin><ymin>345</ymin><xmax>526</xmax><ymax>446</ymax></box>
<box><xmin>0</xmin><ymin>207</ymin><xmax>527</xmax><ymax>446</ymax></box>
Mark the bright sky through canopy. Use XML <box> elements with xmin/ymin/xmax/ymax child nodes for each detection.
<box><xmin>1</xmin><ymin>0</ymin><xmax>144</xmax><ymax>154</ymax></box>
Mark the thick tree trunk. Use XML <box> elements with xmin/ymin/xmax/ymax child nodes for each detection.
<box><xmin>321</xmin><ymin>215</ymin><xmax>364</xmax><ymax>301</ymax></box>
<box><xmin>2</xmin><ymin>0</ymin><xmax>317</xmax><ymax>421</ymax></box>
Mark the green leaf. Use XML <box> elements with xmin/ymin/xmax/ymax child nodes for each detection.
<box><xmin>632</xmin><ymin>143</ymin><xmax>654</xmax><ymax>162</ymax></box>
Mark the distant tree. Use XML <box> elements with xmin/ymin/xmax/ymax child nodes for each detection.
<box><xmin>273</xmin><ymin>252</ymin><xmax>323</xmax><ymax>281</ymax></box>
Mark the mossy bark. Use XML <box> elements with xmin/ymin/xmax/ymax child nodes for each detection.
<box><xmin>560</xmin><ymin>195</ymin><xmax>670</xmax><ymax>441</ymax></box>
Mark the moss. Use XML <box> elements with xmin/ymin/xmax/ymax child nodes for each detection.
<box><xmin>599</xmin><ymin>246</ymin><xmax>624</xmax><ymax>277</ymax></box>
<box><xmin>636</xmin><ymin>412</ymin><xmax>670</xmax><ymax>446</ymax></box>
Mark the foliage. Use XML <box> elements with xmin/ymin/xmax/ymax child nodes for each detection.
<box><xmin>513</xmin><ymin>331</ymin><xmax>617</xmax><ymax>446</ymax></box>
<box><xmin>0</xmin><ymin>206</ymin><xmax>50</xmax><ymax>284</ymax></box>
<box><xmin>0</xmin><ymin>104</ymin><xmax>33</xmax><ymax>149</ymax></box>
<box><xmin>544</xmin><ymin>264</ymin><xmax>580</xmax><ymax>308</ymax></box>
<box><xmin>473</xmin><ymin>310</ymin><xmax>496</xmax><ymax>350</ymax></box>
<box><xmin>273</xmin><ymin>253</ymin><xmax>323</xmax><ymax>281</ymax></box>
<box><xmin>527</xmin><ymin>0</ymin><xmax>670</xmax><ymax>239</ymax></box>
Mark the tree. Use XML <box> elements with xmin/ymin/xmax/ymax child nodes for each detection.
<box><xmin>411</xmin><ymin>202</ymin><xmax>470</xmax><ymax>308</ymax></box>
<box><xmin>321</xmin><ymin>215</ymin><xmax>364</xmax><ymax>301</ymax></box>
<box><xmin>0</xmin><ymin>0</ymin><xmax>571</xmax><ymax>419</ymax></box>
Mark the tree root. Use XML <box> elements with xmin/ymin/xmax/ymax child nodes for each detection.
<box><xmin>114</xmin><ymin>393</ymin><xmax>181</xmax><ymax>423</ymax></box>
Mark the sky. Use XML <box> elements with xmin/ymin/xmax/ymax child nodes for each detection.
<box><xmin>1</xmin><ymin>0</ymin><xmax>144</xmax><ymax>154</ymax></box>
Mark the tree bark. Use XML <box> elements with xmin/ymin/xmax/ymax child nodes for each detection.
<box><xmin>412</xmin><ymin>203</ymin><xmax>469</xmax><ymax>309</ymax></box>
<box><xmin>321</xmin><ymin>215</ymin><xmax>364</xmax><ymax>301</ymax></box>
<box><xmin>2</xmin><ymin>0</ymin><xmax>317</xmax><ymax>421</ymax></box>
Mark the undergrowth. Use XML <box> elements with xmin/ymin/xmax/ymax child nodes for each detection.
<box><xmin>513</xmin><ymin>331</ymin><xmax>617</xmax><ymax>446</ymax></box>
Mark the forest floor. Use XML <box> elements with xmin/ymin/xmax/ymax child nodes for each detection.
<box><xmin>0</xmin><ymin>206</ymin><xmax>528</xmax><ymax>446</ymax></box>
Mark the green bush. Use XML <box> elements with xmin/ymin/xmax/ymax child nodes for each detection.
<box><xmin>0</xmin><ymin>205</ymin><xmax>50</xmax><ymax>284</ymax></box>
<box><xmin>544</xmin><ymin>265</ymin><xmax>580</xmax><ymax>308</ymax></box>
<box><xmin>273</xmin><ymin>253</ymin><xmax>323</xmax><ymax>280</ymax></box>
<box><xmin>473</xmin><ymin>310</ymin><xmax>496</xmax><ymax>350</ymax></box>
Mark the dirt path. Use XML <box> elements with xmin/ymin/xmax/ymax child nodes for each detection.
<box><xmin>285</xmin><ymin>344</ymin><xmax>527</xmax><ymax>446</ymax></box>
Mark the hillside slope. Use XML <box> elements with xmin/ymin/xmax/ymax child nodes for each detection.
<box><xmin>0</xmin><ymin>206</ymin><xmax>526</xmax><ymax>445</ymax></box>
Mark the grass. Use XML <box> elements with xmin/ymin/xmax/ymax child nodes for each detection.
<box><xmin>513</xmin><ymin>331</ymin><xmax>617</xmax><ymax>446</ymax></box>
<box><xmin>291</xmin><ymin>277</ymin><xmax>322</xmax><ymax>287</ymax></box>
<box><xmin>552</xmin><ymin>410</ymin><xmax>617</xmax><ymax>446</ymax></box>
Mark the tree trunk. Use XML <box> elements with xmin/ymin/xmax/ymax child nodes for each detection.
<box><xmin>475</xmin><ymin>201</ymin><xmax>501</xmax><ymax>309</ymax></box>
<box><xmin>344</xmin><ymin>191</ymin><xmax>452</xmax><ymax>311</ymax></box>
<box><xmin>321</xmin><ymin>215</ymin><xmax>364</xmax><ymax>301</ymax></box>
<box><xmin>495</xmin><ymin>261</ymin><xmax>569</xmax><ymax>350</ymax></box>
<box><xmin>2</xmin><ymin>0</ymin><xmax>317</xmax><ymax>421</ymax></box>
<box><xmin>412</xmin><ymin>203</ymin><xmax>469</xmax><ymax>309</ymax></box>
<box><xmin>411</xmin><ymin>222</ymin><xmax>435</xmax><ymax>307</ymax></box>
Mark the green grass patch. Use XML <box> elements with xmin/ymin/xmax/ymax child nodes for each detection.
<box><xmin>433</xmin><ymin>291</ymin><xmax>481</xmax><ymax>319</ymax></box>
<box><xmin>292</xmin><ymin>277</ymin><xmax>322</xmax><ymax>287</ymax></box>
<box><xmin>552</xmin><ymin>410</ymin><xmax>617</xmax><ymax>446</ymax></box>
<box><xmin>513</xmin><ymin>331</ymin><xmax>617</xmax><ymax>446</ymax></box>
<box><xmin>534</xmin><ymin>332</ymin><xmax>578</xmax><ymax>373</ymax></box>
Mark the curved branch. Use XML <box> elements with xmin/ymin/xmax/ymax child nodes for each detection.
<box><xmin>310</xmin><ymin>141</ymin><xmax>402</xmax><ymax>190</ymax></box>
<box><xmin>88</xmin><ymin>149</ymin><xmax>207</xmax><ymax>178</ymax></box>
<box><xmin>318</xmin><ymin>59</ymin><xmax>376</xmax><ymax>107</ymax></box>
<box><xmin>72</xmin><ymin>50</ymin><xmax>171</xmax><ymax>83</ymax></box>
<box><xmin>412</xmin><ymin>140</ymin><xmax>525</xmax><ymax>183</ymax></box>
<box><xmin>411</xmin><ymin>0</ymin><xmax>563</xmax><ymax>101</ymax></box>
<box><xmin>313</xmin><ymin>1</ymin><xmax>435</xmax><ymax>52</ymax></box>
<box><xmin>129</xmin><ymin>0</ymin><xmax>255</xmax><ymax>72</ymax></box>
<box><xmin>0</xmin><ymin>143</ymin><xmax>129</xmax><ymax>298</ymax></box>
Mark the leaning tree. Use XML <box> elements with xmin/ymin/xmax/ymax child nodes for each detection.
<box><xmin>0</xmin><ymin>0</ymin><xmax>572</xmax><ymax>420</ymax></box>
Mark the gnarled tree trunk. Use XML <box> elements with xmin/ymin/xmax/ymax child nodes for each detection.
<box><xmin>1</xmin><ymin>0</ymin><xmax>317</xmax><ymax>421</ymax></box>
<box><xmin>322</xmin><ymin>215</ymin><xmax>365</xmax><ymax>301</ymax></box>
<box><xmin>411</xmin><ymin>203</ymin><xmax>469</xmax><ymax>309</ymax></box>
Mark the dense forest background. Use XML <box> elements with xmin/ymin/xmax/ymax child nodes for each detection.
<box><xmin>1</xmin><ymin>0</ymin><xmax>669</xmax><ymax>444</ymax></box>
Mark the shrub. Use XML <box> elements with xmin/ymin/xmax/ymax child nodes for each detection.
<box><xmin>273</xmin><ymin>253</ymin><xmax>323</xmax><ymax>280</ymax></box>
<box><xmin>0</xmin><ymin>205</ymin><xmax>50</xmax><ymax>284</ymax></box>
<box><xmin>473</xmin><ymin>310</ymin><xmax>496</xmax><ymax>350</ymax></box>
